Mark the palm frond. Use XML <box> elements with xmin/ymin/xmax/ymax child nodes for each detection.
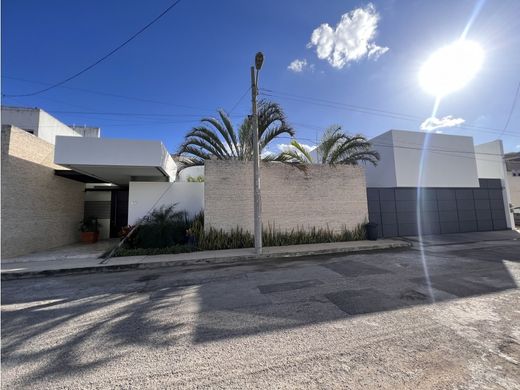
<box><xmin>259</xmin><ymin>124</ymin><xmax>295</xmax><ymax>151</ymax></box>
<box><xmin>180</xmin><ymin>137</ymin><xmax>226</xmax><ymax>160</ymax></box>
<box><xmin>317</xmin><ymin>125</ymin><xmax>343</xmax><ymax>164</ymax></box>
<box><xmin>178</xmin><ymin>100</ymin><xmax>293</xmax><ymax>164</ymax></box>
<box><xmin>185</xmin><ymin>126</ymin><xmax>230</xmax><ymax>158</ymax></box>
<box><xmin>218</xmin><ymin>110</ymin><xmax>239</xmax><ymax>157</ymax></box>
<box><xmin>200</xmin><ymin>117</ymin><xmax>233</xmax><ymax>158</ymax></box>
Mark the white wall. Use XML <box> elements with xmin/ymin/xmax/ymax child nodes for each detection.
<box><xmin>178</xmin><ymin>166</ymin><xmax>204</xmax><ymax>181</ymax></box>
<box><xmin>393</xmin><ymin>130</ymin><xmax>479</xmax><ymax>187</ymax></box>
<box><xmin>475</xmin><ymin>140</ymin><xmax>507</xmax><ymax>179</ymax></box>
<box><xmin>1</xmin><ymin>107</ymin><xmax>83</xmax><ymax>144</ymax></box>
<box><xmin>1</xmin><ymin>107</ymin><xmax>39</xmax><ymax>134</ymax></box>
<box><xmin>37</xmin><ymin>110</ymin><xmax>81</xmax><ymax>144</ymax></box>
<box><xmin>70</xmin><ymin>125</ymin><xmax>101</xmax><ymax>138</ymax></box>
<box><xmin>128</xmin><ymin>182</ymin><xmax>204</xmax><ymax>224</ymax></box>
<box><xmin>507</xmin><ymin>172</ymin><xmax>520</xmax><ymax>207</ymax></box>
<box><xmin>366</xmin><ymin>130</ymin><xmax>480</xmax><ymax>188</ymax></box>
<box><xmin>54</xmin><ymin>136</ymin><xmax>178</xmax><ymax>185</ymax></box>
<box><xmin>365</xmin><ymin>131</ymin><xmax>397</xmax><ymax>187</ymax></box>
<box><xmin>475</xmin><ymin>140</ymin><xmax>514</xmax><ymax>228</ymax></box>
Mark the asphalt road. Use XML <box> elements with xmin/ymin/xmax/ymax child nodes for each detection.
<box><xmin>2</xmin><ymin>235</ymin><xmax>520</xmax><ymax>389</ymax></box>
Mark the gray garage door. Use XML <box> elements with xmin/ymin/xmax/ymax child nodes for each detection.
<box><xmin>367</xmin><ymin>179</ymin><xmax>508</xmax><ymax>238</ymax></box>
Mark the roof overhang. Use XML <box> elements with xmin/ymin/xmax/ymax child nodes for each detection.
<box><xmin>54</xmin><ymin>136</ymin><xmax>177</xmax><ymax>186</ymax></box>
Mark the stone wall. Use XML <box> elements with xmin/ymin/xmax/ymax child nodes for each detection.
<box><xmin>204</xmin><ymin>160</ymin><xmax>368</xmax><ymax>233</ymax></box>
<box><xmin>1</xmin><ymin>126</ymin><xmax>85</xmax><ymax>258</ymax></box>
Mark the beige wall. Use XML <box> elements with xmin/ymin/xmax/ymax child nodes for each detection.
<box><xmin>507</xmin><ymin>172</ymin><xmax>520</xmax><ymax>207</ymax></box>
<box><xmin>1</xmin><ymin>126</ymin><xmax>85</xmax><ymax>258</ymax></box>
<box><xmin>204</xmin><ymin>160</ymin><xmax>368</xmax><ymax>233</ymax></box>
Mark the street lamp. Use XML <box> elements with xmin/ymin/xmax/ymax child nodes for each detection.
<box><xmin>251</xmin><ymin>52</ymin><xmax>263</xmax><ymax>255</ymax></box>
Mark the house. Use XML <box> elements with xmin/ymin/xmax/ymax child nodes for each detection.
<box><xmin>1</xmin><ymin>105</ymin><xmax>515</xmax><ymax>257</ymax></box>
<box><xmin>1</xmin><ymin>106</ymin><xmax>203</xmax><ymax>258</ymax></box>
<box><xmin>1</xmin><ymin>106</ymin><xmax>99</xmax><ymax>143</ymax></box>
<box><xmin>1</xmin><ymin>106</ymin><xmax>100</xmax><ymax>258</ymax></box>
<box><xmin>505</xmin><ymin>152</ymin><xmax>520</xmax><ymax>208</ymax></box>
<box><xmin>365</xmin><ymin>130</ymin><xmax>513</xmax><ymax>237</ymax></box>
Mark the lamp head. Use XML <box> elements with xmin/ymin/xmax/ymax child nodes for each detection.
<box><xmin>255</xmin><ymin>52</ymin><xmax>264</xmax><ymax>70</ymax></box>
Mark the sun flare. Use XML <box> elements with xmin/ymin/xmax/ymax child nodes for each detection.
<box><xmin>419</xmin><ymin>40</ymin><xmax>484</xmax><ymax>97</ymax></box>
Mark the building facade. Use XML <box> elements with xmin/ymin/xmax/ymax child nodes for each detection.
<box><xmin>365</xmin><ymin>130</ymin><xmax>513</xmax><ymax>237</ymax></box>
<box><xmin>1</xmin><ymin>105</ymin><xmax>516</xmax><ymax>257</ymax></box>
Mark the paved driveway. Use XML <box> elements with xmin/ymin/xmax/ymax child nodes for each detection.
<box><xmin>2</xmin><ymin>233</ymin><xmax>520</xmax><ymax>389</ymax></box>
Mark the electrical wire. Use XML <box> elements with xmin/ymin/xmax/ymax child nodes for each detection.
<box><xmin>499</xmin><ymin>81</ymin><xmax>520</xmax><ymax>136</ymax></box>
<box><xmin>228</xmin><ymin>86</ymin><xmax>251</xmax><ymax>115</ymax></box>
<box><xmin>273</xmin><ymin>135</ymin><xmax>507</xmax><ymax>161</ymax></box>
<box><xmin>2</xmin><ymin>76</ymin><xmax>217</xmax><ymax>111</ymax></box>
<box><xmin>260</xmin><ymin>88</ymin><xmax>519</xmax><ymax>138</ymax></box>
<box><xmin>2</xmin><ymin>0</ymin><xmax>184</xmax><ymax>97</ymax></box>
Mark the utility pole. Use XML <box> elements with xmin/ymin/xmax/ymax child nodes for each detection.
<box><xmin>251</xmin><ymin>52</ymin><xmax>264</xmax><ymax>255</ymax></box>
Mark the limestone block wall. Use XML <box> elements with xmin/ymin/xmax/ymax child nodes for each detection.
<box><xmin>204</xmin><ymin>160</ymin><xmax>368</xmax><ymax>233</ymax></box>
<box><xmin>1</xmin><ymin>126</ymin><xmax>85</xmax><ymax>258</ymax></box>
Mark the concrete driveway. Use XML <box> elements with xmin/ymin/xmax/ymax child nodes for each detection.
<box><xmin>2</xmin><ymin>231</ymin><xmax>519</xmax><ymax>389</ymax></box>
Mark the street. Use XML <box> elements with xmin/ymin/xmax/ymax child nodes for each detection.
<box><xmin>2</xmin><ymin>234</ymin><xmax>520</xmax><ymax>389</ymax></box>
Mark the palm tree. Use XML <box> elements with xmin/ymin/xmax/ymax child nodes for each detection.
<box><xmin>279</xmin><ymin>125</ymin><xmax>380</xmax><ymax>166</ymax></box>
<box><xmin>177</xmin><ymin>100</ymin><xmax>295</xmax><ymax>168</ymax></box>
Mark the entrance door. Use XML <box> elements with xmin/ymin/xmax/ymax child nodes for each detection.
<box><xmin>110</xmin><ymin>190</ymin><xmax>129</xmax><ymax>238</ymax></box>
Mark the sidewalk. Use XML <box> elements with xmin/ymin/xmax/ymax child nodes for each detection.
<box><xmin>1</xmin><ymin>239</ymin><xmax>410</xmax><ymax>280</ymax></box>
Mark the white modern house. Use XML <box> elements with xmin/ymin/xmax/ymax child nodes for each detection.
<box><xmin>365</xmin><ymin>130</ymin><xmax>514</xmax><ymax>237</ymax></box>
<box><xmin>1</xmin><ymin>105</ymin><xmax>515</xmax><ymax>257</ymax></box>
<box><xmin>53</xmin><ymin>135</ymin><xmax>203</xmax><ymax>238</ymax></box>
<box><xmin>1</xmin><ymin>106</ymin><xmax>100</xmax><ymax>142</ymax></box>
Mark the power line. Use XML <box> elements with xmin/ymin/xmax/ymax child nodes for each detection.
<box><xmin>46</xmin><ymin>110</ymin><xmax>247</xmax><ymax>118</ymax></box>
<box><xmin>261</xmin><ymin>88</ymin><xmax>519</xmax><ymax>138</ymax></box>
<box><xmin>2</xmin><ymin>0</ymin><xmax>184</xmax><ymax>97</ymax></box>
<box><xmin>263</xmin><ymin>90</ymin><xmax>517</xmax><ymax>137</ymax></box>
<box><xmin>273</xmin><ymin>135</ymin><xmax>506</xmax><ymax>160</ymax></box>
<box><xmin>228</xmin><ymin>86</ymin><xmax>251</xmax><ymax>115</ymax></box>
<box><xmin>262</xmin><ymin>88</ymin><xmax>418</xmax><ymax>120</ymax></box>
<box><xmin>499</xmin><ymin>81</ymin><xmax>520</xmax><ymax>136</ymax></box>
<box><xmin>2</xmin><ymin>75</ymin><xmax>249</xmax><ymax>114</ymax></box>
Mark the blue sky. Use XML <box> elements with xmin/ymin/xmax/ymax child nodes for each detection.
<box><xmin>2</xmin><ymin>0</ymin><xmax>519</xmax><ymax>153</ymax></box>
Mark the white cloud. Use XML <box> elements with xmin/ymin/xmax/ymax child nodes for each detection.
<box><xmin>420</xmin><ymin>116</ymin><xmax>465</xmax><ymax>131</ymax></box>
<box><xmin>307</xmin><ymin>3</ymin><xmax>388</xmax><ymax>69</ymax></box>
<box><xmin>277</xmin><ymin>143</ymin><xmax>317</xmax><ymax>153</ymax></box>
<box><xmin>516</xmin><ymin>144</ymin><xmax>520</xmax><ymax>149</ymax></box>
<box><xmin>287</xmin><ymin>58</ymin><xmax>308</xmax><ymax>73</ymax></box>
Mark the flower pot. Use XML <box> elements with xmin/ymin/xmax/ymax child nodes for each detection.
<box><xmin>80</xmin><ymin>231</ymin><xmax>99</xmax><ymax>244</ymax></box>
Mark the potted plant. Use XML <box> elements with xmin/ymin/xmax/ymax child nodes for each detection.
<box><xmin>80</xmin><ymin>217</ymin><xmax>100</xmax><ymax>243</ymax></box>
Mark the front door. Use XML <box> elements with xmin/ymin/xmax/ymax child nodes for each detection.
<box><xmin>110</xmin><ymin>190</ymin><xmax>129</xmax><ymax>238</ymax></box>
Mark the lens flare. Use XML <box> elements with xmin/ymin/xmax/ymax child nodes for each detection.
<box><xmin>419</xmin><ymin>40</ymin><xmax>484</xmax><ymax>97</ymax></box>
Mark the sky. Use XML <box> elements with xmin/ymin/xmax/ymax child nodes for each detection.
<box><xmin>2</xmin><ymin>0</ymin><xmax>520</xmax><ymax>154</ymax></box>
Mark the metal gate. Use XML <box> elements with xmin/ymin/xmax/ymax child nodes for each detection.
<box><xmin>367</xmin><ymin>179</ymin><xmax>507</xmax><ymax>238</ymax></box>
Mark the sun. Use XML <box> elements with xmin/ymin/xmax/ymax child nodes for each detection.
<box><xmin>419</xmin><ymin>40</ymin><xmax>484</xmax><ymax>97</ymax></box>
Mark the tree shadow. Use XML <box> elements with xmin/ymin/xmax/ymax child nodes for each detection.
<box><xmin>1</xmin><ymin>277</ymin><xmax>185</xmax><ymax>386</ymax></box>
<box><xmin>1</xmin><ymin>237</ymin><xmax>518</xmax><ymax>386</ymax></box>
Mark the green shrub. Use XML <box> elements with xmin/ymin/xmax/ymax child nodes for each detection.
<box><xmin>189</xmin><ymin>212</ymin><xmax>366</xmax><ymax>251</ymax></box>
<box><xmin>113</xmin><ymin>208</ymin><xmax>367</xmax><ymax>257</ymax></box>
<box><xmin>186</xmin><ymin>175</ymin><xmax>204</xmax><ymax>182</ymax></box>
<box><xmin>130</xmin><ymin>205</ymin><xmax>190</xmax><ymax>249</ymax></box>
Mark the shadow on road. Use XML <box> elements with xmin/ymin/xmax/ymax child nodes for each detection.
<box><xmin>1</xmin><ymin>235</ymin><xmax>519</xmax><ymax>385</ymax></box>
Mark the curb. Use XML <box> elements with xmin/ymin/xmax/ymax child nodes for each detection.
<box><xmin>1</xmin><ymin>241</ymin><xmax>411</xmax><ymax>280</ymax></box>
